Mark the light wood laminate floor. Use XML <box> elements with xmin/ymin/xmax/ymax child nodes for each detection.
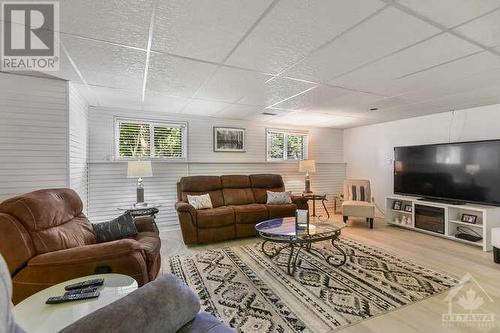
<box><xmin>159</xmin><ymin>216</ymin><xmax>500</xmax><ymax>333</ymax></box>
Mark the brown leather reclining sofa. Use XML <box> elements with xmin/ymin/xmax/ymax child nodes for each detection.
<box><xmin>175</xmin><ymin>174</ymin><xmax>308</xmax><ymax>244</ymax></box>
<box><xmin>0</xmin><ymin>188</ymin><xmax>161</xmax><ymax>304</ymax></box>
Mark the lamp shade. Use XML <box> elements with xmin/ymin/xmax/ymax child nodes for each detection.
<box><xmin>299</xmin><ymin>159</ymin><xmax>316</xmax><ymax>173</ymax></box>
<box><xmin>127</xmin><ymin>161</ymin><xmax>153</xmax><ymax>178</ymax></box>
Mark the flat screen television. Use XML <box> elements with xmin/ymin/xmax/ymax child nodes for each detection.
<box><xmin>394</xmin><ymin>140</ymin><xmax>500</xmax><ymax>206</ymax></box>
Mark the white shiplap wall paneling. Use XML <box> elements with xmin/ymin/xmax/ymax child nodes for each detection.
<box><xmin>88</xmin><ymin>107</ymin><xmax>346</xmax><ymax>230</ymax></box>
<box><xmin>0</xmin><ymin>73</ymin><xmax>69</xmax><ymax>200</ymax></box>
<box><xmin>68</xmin><ymin>83</ymin><xmax>89</xmax><ymax>212</ymax></box>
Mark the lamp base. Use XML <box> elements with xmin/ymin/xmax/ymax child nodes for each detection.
<box><xmin>136</xmin><ymin>187</ymin><xmax>145</xmax><ymax>205</ymax></box>
<box><xmin>304</xmin><ymin>178</ymin><xmax>312</xmax><ymax>193</ymax></box>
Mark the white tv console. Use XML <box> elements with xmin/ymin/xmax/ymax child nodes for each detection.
<box><xmin>385</xmin><ymin>195</ymin><xmax>500</xmax><ymax>251</ymax></box>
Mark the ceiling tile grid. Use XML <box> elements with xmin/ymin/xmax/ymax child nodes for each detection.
<box><xmin>61</xmin><ymin>36</ymin><xmax>146</xmax><ymax>91</ymax></box>
<box><xmin>30</xmin><ymin>0</ymin><xmax>500</xmax><ymax>128</ymax></box>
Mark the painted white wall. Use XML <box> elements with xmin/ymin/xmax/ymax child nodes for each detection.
<box><xmin>68</xmin><ymin>83</ymin><xmax>89</xmax><ymax>212</ymax></box>
<box><xmin>0</xmin><ymin>73</ymin><xmax>69</xmax><ymax>201</ymax></box>
<box><xmin>88</xmin><ymin>107</ymin><xmax>346</xmax><ymax>230</ymax></box>
<box><xmin>344</xmin><ymin>104</ymin><xmax>500</xmax><ymax>212</ymax></box>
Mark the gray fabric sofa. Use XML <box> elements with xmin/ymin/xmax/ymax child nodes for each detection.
<box><xmin>0</xmin><ymin>254</ymin><xmax>233</xmax><ymax>333</ymax></box>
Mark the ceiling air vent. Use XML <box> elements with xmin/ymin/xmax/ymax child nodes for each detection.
<box><xmin>262</xmin><ymin>112</ymin><xmax>278</xmax><ymax>116</ymax></box>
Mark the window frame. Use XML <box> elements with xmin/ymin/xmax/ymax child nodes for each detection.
<box><xmin>266</xmin><ymin>128</ymin><xmax>308</xmax><ymax>162</ymax></box>
<box><xmin>114</xmin><ymin>117</ymin><xmax>188</xmax><ymax>160</ymax></box>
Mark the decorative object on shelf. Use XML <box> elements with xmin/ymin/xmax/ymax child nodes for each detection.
<box><xmin>455</xmin><ymin>226</ymin><xmax>482</xmax><ymax>242</ymax></box>
<box><xmin>461</xmin><ymin>213</ymin><xmax>477</xmax><ymax>224</ymax></box>
<box><xmin>299</xmin><ymin>159</ymin><xmax>316</xmax><ymax>193</ymax></box>
<box><xmin>127</xmin><ymin>160</ymin><xmax>153</xmax><ymax>207</ymax></box>
<box><xmin>404</xmin><ymin>204</ymin><xmax>413</xmax><ymax>213</ymax></box>
<box><xmin>213</xmin><ymin>127</ymin><xmax>245</xmax><ymax>152</ymax></box>
<box><xmin>295</xmin><ymin>209</ymin><xmax>309</xmax><ymax>230</ymax></box>
<box><xmin>393</xmin><ymin>200</ymin><xmax>402</xmax><ymax>210</ymax></box>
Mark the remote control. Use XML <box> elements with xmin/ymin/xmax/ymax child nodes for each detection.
<box><xmin>46</xmin><ymin>291</ymin><xmax>100</xmax><ymax>304</ymax></box>
<box><xmin>64</xmin><ymin>287</ymin><xmax>98</xmax><ymax>296</ymax></box>
<box><xmin>64</xmin><ymin>278</ymin><xmax>104</xmax><ymax>291</ymax></box>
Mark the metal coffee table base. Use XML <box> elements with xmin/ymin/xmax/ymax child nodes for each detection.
<box><xmin>260</xmin><ymin>231</ymin><xmax>347</xmax><ymax>276</ymax></box>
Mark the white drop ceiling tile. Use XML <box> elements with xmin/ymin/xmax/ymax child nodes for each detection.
<box><xmin>147</xmin><ymin>53</ymin><xmax>217</xmax><ymax>97</ymax></box>
<box><xmin>195</xmin><ymin>67</ymin><xmax>271</xmax><ymax>103</ymax></box>
<box><xmin>143</xmin><ymin>91</ymin><xmax>190</xmax><ymax>113</ymax></box>
<box><xmin>369</xmin><ymin>51</ymin><xmax>500</xmax><ymax>96</ymax></box>
<box><xmin>226</xmin><ymin>0</ymin><xmax>385</xmax><ymax>74</ymax></box>
<box><xmin>60</xmin><ymin>0</ymin><xmax>154</xmax><ymax>48</ymax></box>
<box><xmin>415</xmin><ymin>85</ymin><xmax>500</xmax><ymax>110</ymax></box>
<box><xmin>181</xmin><ymin>99</ymin><xmax>229</xmax><ymax>116</ymax></box>
<box><xmin>269</xmin><ymin>111</ymin><xmax>360</xmax><ymax>128</ymax></box>
<box><xmin>214</xmin><ymin>104</ymin><xmax>260</xmax><ymax>119</ymax></box>
<box><xmin>269</xmin><ymin>85</ymin><xmax>350</xmax><ymax>111</ymax></box>
<box><xmin>366</xmin><ymin>103</ymin><xmax>449</xmax><ymax>123</ymax></box>
<box><xmin>152</xmin><ymin>0</ymin><xmax>272</xmax><ymax>62</ymax></box>
<box><xmin>40</xmin><ymin>49</ymin><xmax>81</xmax><ymax>82</ymax></box>
<box><xmin>239</xmin><ymin>77</ymin><xmax>317</xmax><ymax>107</ymax></box>
<box><xmin>91</xmin><ymin>86</ymin><xmax>143</xmax><ymax>110</ymax></box>
<box><xmin>397</xmin><ymin>0</ymin><xmax>500</xmax><ymax>28</ymax></box>
<box><xmin>400</xmin><ymin>67</ymin><xmax>500</xmax><ymax>103</ymax></box>
<box><xmin>329</xmin><ymin>33</ymin><xmax>481</xmax><ymax>95</ymax></box>
<box><xmin>454</xmin><ymin>9</ymin><xmax>500</xmax><ymax>47</ymax></box>
<box><xmin>62</xmin><ymin>36</ymin><xmax>146</xmax><ymax>91</ymax></box>
<box><xmin>265</xmin><ymin>78</ymin><xmax>317</xmax><ymax>107</ymax></box>
<box><xmin>285</xmin><ymin>7</ymin><xmax>440</xmax><ymax>83</ymax></box>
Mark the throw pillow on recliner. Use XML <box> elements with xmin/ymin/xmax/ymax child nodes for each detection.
<box><xmin>92</xmin><ymin>212</ymin><xmax>138</xmax><ymax>243</ymax></box>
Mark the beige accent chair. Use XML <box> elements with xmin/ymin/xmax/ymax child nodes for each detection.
<box><xmin>342</xmin><ymin>179</ymin><xmax>375</xmax><ymax>229</ymax></box>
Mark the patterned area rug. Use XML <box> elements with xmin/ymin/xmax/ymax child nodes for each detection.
<box><xmin>169</xmin><ymin>238</ymin><xmax>459</xmax><ymax>332</ymax></box>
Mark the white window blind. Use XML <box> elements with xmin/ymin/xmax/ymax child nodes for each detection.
<box><xmin>116</xmin><ymin>119</ymin><xmax>186</xmax><ymax>159</ymax></box>
<box><xmin>266</xmin><ymin>129</ymin><xmax>308</xmax><ymax>161</ymax></box>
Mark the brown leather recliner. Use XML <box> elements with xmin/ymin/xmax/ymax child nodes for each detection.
<box><xmin>0</xmin><ymin>188</ymin><xmax>161</xmax><ymax>304</ymax></box>
<box><xmin>175</xmin><ymin>174</ymin><xmax>308</xmax><ymax>244</ymax></box>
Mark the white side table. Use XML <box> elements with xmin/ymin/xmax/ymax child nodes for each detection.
<box><xmin>13</xmin><ymin>274</ymin><xmax>137</xmax><ymax>333</ymax></box>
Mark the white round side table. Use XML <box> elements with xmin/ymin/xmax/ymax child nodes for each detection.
<box><xmin>13</xmin><ymin>273</ymin><xmax>137</xmax><ymax>333</ymax></box>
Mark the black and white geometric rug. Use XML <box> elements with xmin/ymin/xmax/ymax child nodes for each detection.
<box><xmin>169</xmin><ymin>238</ymin><xmax>459</xmax><ymax>332</ymax></box>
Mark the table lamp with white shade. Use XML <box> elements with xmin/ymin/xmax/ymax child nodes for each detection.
<box><xmin>127</xmin><ymin>160</ymin><xmax>153</xmax><ymax>206</ymax></box>
<box><xmin>299</xmin><ymin>159</ymin><xmax>316</xmax><ymax>193</ymax></box>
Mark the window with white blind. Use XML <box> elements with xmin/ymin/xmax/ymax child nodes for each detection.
<box><xmin>115</xmin><ymin>119</ymin><xmax>187</xmax><ymax>159</ymax></box>
<box><xmin>266</xmin><ymin>129</ymin><xmax>308</xmax><ymax>161</ymax></box>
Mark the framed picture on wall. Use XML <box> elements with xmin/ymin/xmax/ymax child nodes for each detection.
<box><xmin>213</xmin><ymin>127</ymin><xmax>246</xmax><ymax>152</ymax></box>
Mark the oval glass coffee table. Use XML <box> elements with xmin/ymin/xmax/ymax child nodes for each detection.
<box><xmin>255</xmin><ymin>217</ymin><xmax>346</xmax><ymax>275</ymax></box>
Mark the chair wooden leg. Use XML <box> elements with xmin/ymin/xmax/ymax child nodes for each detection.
<box><xmin>343</xmin><ymin>216</ymin><xmax>348</xmax><ymax>223</ymax></box>
<box><xmin>369</xmin><ymin>218</ymin><xmax>373</xmax><ymax>229</ymax></box>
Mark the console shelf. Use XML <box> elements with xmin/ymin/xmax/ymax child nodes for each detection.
<box><xmin>385</xmin><ymin>195</ymin><xmax>500</xmax><ymax>251</ymax></box>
